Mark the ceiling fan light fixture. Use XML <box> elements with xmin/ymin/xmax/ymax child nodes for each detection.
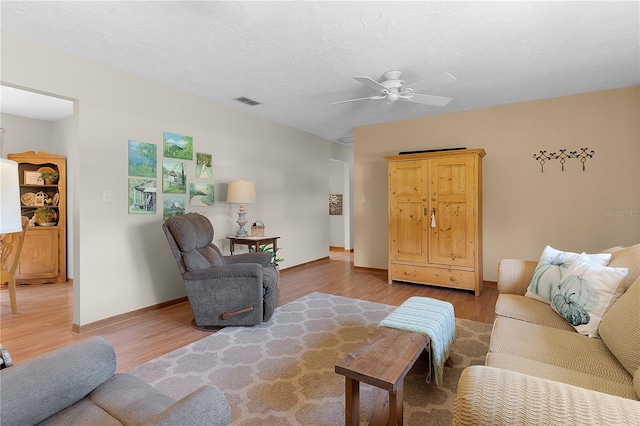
<box><xmin>331</xmin><ymin>70</ymin><xmax>456</xmax><ymax>107</ymax></box>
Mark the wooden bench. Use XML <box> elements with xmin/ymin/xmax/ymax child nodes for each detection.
<box><xmin>335</xmin><ymin>327</ymin><xmax>430</xmax><ymax>426</ymax></box>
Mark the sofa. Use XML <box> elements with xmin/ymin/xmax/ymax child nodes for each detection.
<box><xmin>454</xmin><ymin>244</ymin><xmax>640</xmax><ymax>425</ymax></box>
<box><xmin>0</xmin><ymin>337</ymin><xmax>230</xmax><ymax>426</ymax></box>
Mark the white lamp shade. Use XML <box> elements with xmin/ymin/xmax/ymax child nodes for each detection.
<box><xmin>227</xmin><ymin>179</ymin><xmax>256</xmax><ymax>204</ymax></box>
<box><xmin>0</xmin><ymin>158</ymin><xmax>22</xmax><ymax>233</ymax></box>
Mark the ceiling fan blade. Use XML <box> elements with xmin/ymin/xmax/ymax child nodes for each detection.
<box><xmin>330</xmin><ymin>95</ymin><xmax>386</xmax><ymax>105</ymax></box>
<box><xmin>353</xmin><ymin>76</ymin><xmax>388</xmax><ymax>92</ymax></box>
<box><xmin>407</xmin><ymin>72</ymin><xmax>457</xmax><ymax>93</ymax></box>
<box><xmin>403</xmin><ymin>93</ymin><xmax>452</xmax><ymax>107</ymax></box>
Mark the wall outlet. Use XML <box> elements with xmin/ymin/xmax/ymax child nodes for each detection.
<box><xmin>361</xmin><ymin>195</ymin><xmax>366</xmax><ymax>202</ymax></box>
<box><xmin>103</xmin><ymin>190</ymin><xmax>112</xmax><ymax>203</ymax></box>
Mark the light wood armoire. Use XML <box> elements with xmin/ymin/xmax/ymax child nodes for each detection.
<box><xmin>385</xmin><ymin>148</ymin><xmax>485</xmax><ymax>296</ymax></box>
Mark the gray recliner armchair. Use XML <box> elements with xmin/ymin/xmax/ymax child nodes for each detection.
<box><xmin>163</xmin><ymin>213</ymin><xmax>278</xmax><ymax>328</ymax></box>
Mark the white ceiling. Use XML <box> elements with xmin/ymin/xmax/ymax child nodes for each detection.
<box><xmin>1</xmin><ymin>1</ymin><xmax>638</xmax><ymax>145</ymax></box>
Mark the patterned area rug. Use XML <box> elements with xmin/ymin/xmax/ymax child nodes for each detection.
<box><xmin>129</xmin><ymin>292</ymin><xmax>492</xmax><ymax>425</ymax></box>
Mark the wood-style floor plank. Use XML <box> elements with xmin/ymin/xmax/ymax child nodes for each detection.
<box><xmin>1</xmin><ymin>251</ymin><xmax>497</xmax><ymax>372</ymax></box>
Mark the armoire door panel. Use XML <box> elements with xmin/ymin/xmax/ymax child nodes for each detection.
<box><xmin>389</xmin><ymin>160</ymin><xmax>428</xmax><ymax>263</ymax></box>
<box><xmin>429</xmin><ymin>156</ymin><xmax>475</xmax><ymax>267</ymax></box>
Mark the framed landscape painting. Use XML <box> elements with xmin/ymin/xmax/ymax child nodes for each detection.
<box><xmin>163</xmin><ymin>196</ymin><xmax>185</xmax><ymax>220</ymax></box>
<box><xmin>189</xmin><ymin>182</ymin><xmax>214</xmax><ymax>206</ymax></box>
<box><xmin>162</xmin><ymin>160</ymin><xmax>186</xmax><ymax>194</ymax></box>
<box><xmin>163</xmin><ymin>131</ymin><xmax>193</xmax><ymax>160</ymax></box>
<box><xmin>196</xmin><ymin>152</ymin><xmax>212</xmax><ymax>179</ymax></box>
<box><xmin>128</xmin><ymin>178</ymin><xmax>156</xmax><ymax>214</ymax></box>
<box><xmin>128</xmin><ymin>140</ymin><xmax>157</xmax><ymax>177</ymax></box>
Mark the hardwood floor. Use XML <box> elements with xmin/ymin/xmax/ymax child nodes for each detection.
<box><xmin>1</xmin><ymin>251</ymin><xmax>497</xmax><ymax>372</ymax></box>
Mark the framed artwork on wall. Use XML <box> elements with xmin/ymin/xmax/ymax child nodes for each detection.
<box><xmin>189</xmin><ymin>182</ymin><xmax>214</xmax><ymax>206</ymax></box>
<box><xmin>329</xmin><ymin>194</ymin><xmax>343</xmax><ymax>215</ymax></box>
<box><xmin>128</xmin><ymin>140</ymin><xmax>157</xmax><ymax>177</ymax></box>
<box><xmin>128</xmin><ymin>178</ymin><xmax>156</xmax><ymax>214</ymax></box>
<box><xmin>163</xmin><ymin>131</ymin><xmax>193</xmax><ymax>160</ymax></box>
<box><xmin>196</xmin><ymin>152</ymin><xmax>212</xmax><ymax>179</ymax></box>
<box><xmin>163</xmin><ymin>196</ymin><xmax>185</xmax><ymax>220</ymax></box>
<box><xmin>162</xmin><ymin>160</ymin><xmax>187</xmax><ymax>194</ymax></box>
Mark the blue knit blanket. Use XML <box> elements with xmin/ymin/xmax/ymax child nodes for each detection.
<box><xmin>378</xmin><ymin>296</ymin><xmax>457</xmax><ymax>386</ymax></box>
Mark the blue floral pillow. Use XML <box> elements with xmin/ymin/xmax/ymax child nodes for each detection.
<box><xmin>525</xmin><ymin>246</ymin><xmax>611</xmax><ymax>304</ymax></box>
<box><xmin>550</xmin><ymin>260</ymin><xmax>628</xmax><ymax>337</ymax></box>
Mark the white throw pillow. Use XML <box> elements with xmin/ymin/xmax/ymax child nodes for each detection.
<box><xmin>525</xmin><ymin>246</ymin><xmax>611</xmax><ymax>304</ymax></box>
<box><xmin>550</xmin><ymin>260</ymin><xmax>628</xmax><ymax>337</ymax></box>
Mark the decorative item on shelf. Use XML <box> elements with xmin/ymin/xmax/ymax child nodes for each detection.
<box><xmin>21</xmin><ymin>192</ymin><xmax>37</xmax><ymax>207</ymax></box>
<box><xmin>34</xmin><ymin>191</ymin><xmax>46</xmax><ymax>207</ymax></box>
<box><xmin>33</xmin><ymin>207</ymin><xmax>58</xmax><ymax>226</ymax></box>
<box><xmin>226</xmin><ymin>178</ymin><xmax>256</xmax><ymax>237</ymax></box>
<box><xmin>251</xmin><ymin>220</ymin><xmax>265</xmax><ymax>237</ymax></box>
<box><xmin>533</xmin><ymin>148</ymin><xmax>595</xmax><ymax>172</ymax></box>
<box><xmin>52</xmin><ymin>193</ymin><xmax>60</xmax><ymax>206</ymax></box>
<box><xmin>24</xmin><ymin>171</ymin><xmax>44</xmax><ymax>185</ymax></box>
<box><xmin>38</xmin><ymin>167</ymin><xmax>59</xmax><ymax>184</ymax></box>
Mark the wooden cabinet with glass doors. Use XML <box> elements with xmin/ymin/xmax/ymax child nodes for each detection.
<box><xmin>385</xmin><ymin>149</ymin><xmax>485</xmax><ymax>296</ymax></box>
<box><xmin>7</xmin><ymin>151</ymin><xmax>66</xmax><ymax>284</ymax></box>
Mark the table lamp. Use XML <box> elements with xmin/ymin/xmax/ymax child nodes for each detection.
<box><xmin>1</xmin><ymin>158</ymin><xmax>26</xmax><ymax>313</ymax></box>
<box><xmin>226</xmin><ymin>178</ymin><xmax>256</xmax><ymax>237</ymax></box>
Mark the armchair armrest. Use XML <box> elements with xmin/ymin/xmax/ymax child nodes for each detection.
<box><xmin>144</xmin><ymin>385</ymin><xmax>230</xmax><ymax>426</ymax></box>
<box><xmin>454</xmin><ymin>366</ymin><xmax>640</xmax><ymax>425</ymax></box>
<box><xmin>224</xmin><ymin>251</ymin><xmax>272</xmax><ymax>267</ymax></box>
<box><xmin>497</xmin><ymin>259</ymin><xmax>538</xmax><ymax>295</ymax></box>
<box><xmin>183</xmin><ymin>263</ymin><xmax>262</xmax><ymax>280</ymax></box>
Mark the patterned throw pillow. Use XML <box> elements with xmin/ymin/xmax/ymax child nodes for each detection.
<box><xmin>525</xmin><ymin>246</ymin><xmax>611</xmax><ymax>304</ymax></box>
<box><xmin>549</xmin><ymin>260</ymin><xmax>628</xmax><ymax>337</ymax></box>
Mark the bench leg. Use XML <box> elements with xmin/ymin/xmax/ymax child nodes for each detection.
<box><xmin>388</xmin><ymin>384</ymin><xmax>404</xmax><ymax>426</ymax></box>
<box><xmin>345</xmin><ymin>377</ymin><xmax>360</xmax><ymax>426</ymax></box>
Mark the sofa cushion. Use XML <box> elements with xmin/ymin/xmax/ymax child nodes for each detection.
<box><xmin>38</xmin><ymin>398</ymin><xmax>124</xmax><ymax>425</ymax></box>
<box><xmin>486</xmin><ymin>352</ymin><xmax>638</xmax><ymax>400</ymax></box>
<box><xmin>489</xmin><ymin>317</ymin><xmax>631</xmax><ymax>385</ymax></box>
<box><xmin>494</xmin><ymin>294</ymin><xmax>576</xmax><ymax>332</ymax></box>
<box><xmin>604</xmin><ymin>243</ymin><xmax>640</xmax><ymax>312</ymax></box>
<box><xmin>90</xmin><ymin>373</ymin><xmax>175</xmax><ymax>424</ymax></box>
<box><xmin>525</xmin><ymin>246</ymin><xmax>611</xmax><ymax>304</ymax></box>
<box><xmin>454</xmin><ymin>366</ymin><xmax>640</xmax><ymax>426</ymax></box>
<box><xmin>549</xmin><ymin>261</ymin><xmax>627</xmax><ymax>337</ymax></box>
<box><xmin>599</xmin><ymin>276</ymin><xmax>640</xmax><ymax>376</ymax></box>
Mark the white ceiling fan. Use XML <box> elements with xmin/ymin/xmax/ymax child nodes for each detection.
<box><xmin>331</xmin><ymin>70</ymin><xmax>457</xmax><ymax>107</ymax></box>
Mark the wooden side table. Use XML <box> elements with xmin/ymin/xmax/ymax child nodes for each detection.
<box><xmin>335</xmin><ymin>327</ymin><xmax>429</xmax><ymax>426</ymax></box>
<box><xmin>227</xmin><ymin>236</ymin><xmax>279</xmax><ymax>259</ymax></box>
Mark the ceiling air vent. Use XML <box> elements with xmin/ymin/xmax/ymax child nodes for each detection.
<box><xmin>234</xmin><ymin>96</ymin><xmax>261</xmax><ymax>106</ymax></box>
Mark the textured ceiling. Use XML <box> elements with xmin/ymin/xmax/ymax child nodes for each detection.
<box><xmin>1</xmin><ymin>1</ymin><xmax>639</xmax><ymax>145</ymax></box>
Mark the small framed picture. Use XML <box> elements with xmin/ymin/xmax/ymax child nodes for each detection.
<box><xmin>24</xmin><ymin>171</ymin><xmax>44</xmax><ymax>185</ymax></box>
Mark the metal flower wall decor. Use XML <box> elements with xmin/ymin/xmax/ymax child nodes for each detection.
<box><xmin>533</xmin><ymin>148</ymin><xmax>595</xmax><ymax>172</ymax></box>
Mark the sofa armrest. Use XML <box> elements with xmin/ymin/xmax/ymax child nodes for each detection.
<box><xmin>454</xmin><ymin>366</ymin><xmax>640</xmax><ymax>426</ymax></box>
<box><xmin>0</xmin><ymin>337</ymin><xmax>116</xmax><ymax>426</ymax></box>
<box><xmin>144</xmin><ymin>385</ymin><xmax>230</xmax><ymax>426</ymax></box>
<box><xmin>496</xmin><ymin>259</ymin><xmax>538</xmax><ymax>295</ymax></box>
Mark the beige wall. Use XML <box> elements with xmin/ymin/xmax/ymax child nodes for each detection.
<box><xmin>354</xmin><ymin>86</ymin><xmax>640</xmax><ymax>282</ymax></box>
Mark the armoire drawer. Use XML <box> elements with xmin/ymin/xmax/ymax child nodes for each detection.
<box><xmin>390</xmin><ymin>264</ymin><xmax>476</xmax><ymax>290</ymax></box>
